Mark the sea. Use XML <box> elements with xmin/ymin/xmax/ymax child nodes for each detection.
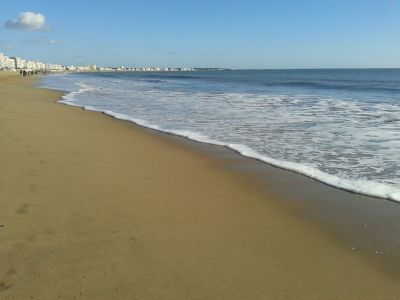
<box><xmin>40</xmin><ymin>69</ymin><xmax>400</xmax><ymax>202</ymax></box>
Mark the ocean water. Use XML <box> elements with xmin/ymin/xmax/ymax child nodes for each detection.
<box><xmin>40</xmin><ymin>69</ymin><xmax>400</xmax><ymax>202</ymax></box>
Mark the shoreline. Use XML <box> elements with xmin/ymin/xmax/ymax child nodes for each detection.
<box><xmin>47</xmin><ymin>72</ymin><xmax>400</xmax><ymax>203</ymax></box>
<box><xmin>95</xmin><ymin>109</ymin><xmax>399</xmax><ymax>203</ymax></box>
<box><xmin>85</xmin><ymin>90</ymin><xmax>400</xmax><ymax>276</ymax></box>
<box><xmin>46</xmin><ymin>77</ymin><xmax>400</xmax><ymax>276</ymax></box>
<box><xmin>2</xmin><ymin>74</ymin><xmax>400</xmax><ymax>298</ymax></box>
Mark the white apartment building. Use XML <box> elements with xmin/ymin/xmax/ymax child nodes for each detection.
<box><xmin>0</xmin><ymin>53</ymin><xmax>5</xmax><ymax>69</ymax></box>
<box><xmin>66</xmin><ymin>65</ymin><xmax>76</xmax><ymax>71</ymax></box>
<box><xmin>5</xmin><ymin>57</ymin><xmax>16</xmax><ymax>69</ymax></box>
<box><xmin>26</xmin><ymin>60</ymin><xmax>36</xmax><ymax>70</ymax></box>
<box><xmin>76</xmin><ymin>65</ymin><xmax>91</xmax><ymax>71</ymax></box>
<box><xmin>0</xmin><ymin>53</ymin><xmax>16</xmax><ymax>70</ymax></box>
<box><xmin>12</xmin><ymin>57</ymin><xmax>26</xmax><ymax>69</ymax></box>
<box><xmin>46</xmin><ymin>63</ymin><xmax>65</xmax><ymax>71</ymax></box>
<box><xmin>35</xmin><ymin>61</ymin><xmax>45</xmax><ymax>70</ymax></box>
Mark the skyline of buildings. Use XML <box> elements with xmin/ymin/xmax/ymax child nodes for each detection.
<box><xmin>0</xmin><ymin>51</ymin><xmax>199</xmax><ymax>73</ymax></box>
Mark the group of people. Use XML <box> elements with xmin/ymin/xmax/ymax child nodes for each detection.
<box><xmin>19</xmin><ymin>70</ymin><xmax>47</xmax><ymax>76</ymax></box>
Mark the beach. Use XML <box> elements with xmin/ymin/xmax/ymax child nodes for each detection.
<box><xmin>2</xmin><ymin>73</ymin><xmax>400</xmax><ymax>299</ymax></box>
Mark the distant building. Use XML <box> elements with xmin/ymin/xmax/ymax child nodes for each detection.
<box><xmin>0</xmin><ymin>53</ymin><xmax>5</xmax><ymax>69</ymax></box>
<box><xmin>0</xmin><ymin>53</ymin><xmax>16</xmax><ymax>70</ymax></box>
<box><xmin>67</xmin><ymin>65</ymin><xmax>76</xmax><ymax>71</ymax></box>
<box><xmin>26</xmin><ymin>60</ymin><xmax>36</xmax><ymax>70</ymax></box>
<box><xmin>12</xmin><ymin>57</ymin><xmax>26</xmax><ymax>69</ymax></box>
<box><xmin>46</xmin><ymin>63</ymin><xmax>65</xmax><ymax>71</ymax></box>
<box><xmin>35</xmin><ymin>61</ymin><xmax>46</xmax><ymax>70</ymax></box>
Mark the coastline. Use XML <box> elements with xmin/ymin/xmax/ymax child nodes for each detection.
<box><xmin>47</xmin><ymin>70</ymin><xmax>400</xmax><ymax>203</ymax></box>
<box><xmin>1</xmin><ymin>74</ymin><xmax>400</xmax><ymax>298</ymax></box>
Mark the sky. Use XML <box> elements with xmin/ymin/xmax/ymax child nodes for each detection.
<box><xmin>1</xmin><ymin>0</ymin><xmax>400</xmax><ymax>69</ymax></box>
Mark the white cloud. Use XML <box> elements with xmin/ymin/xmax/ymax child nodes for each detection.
<box><xmin>4</xmin><ymin>12</ymin><xmax>47</xmax><ymax>31</ymax></box>
<box><xmin>48</xmin><ymin>39</ymin><xmax>61</xmax><ymax>45</ymax></box>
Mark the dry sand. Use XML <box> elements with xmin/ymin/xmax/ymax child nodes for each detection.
<box><xmin>1</xmin><ymin>74</ymin><xmax>400</xmax><ymax>299</ymax></box>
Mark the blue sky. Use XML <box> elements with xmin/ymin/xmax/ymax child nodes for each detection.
<box><xmin>1</xmin><ymin>0</ymin><xmax>399</xmax><ymax>68</ymax></box>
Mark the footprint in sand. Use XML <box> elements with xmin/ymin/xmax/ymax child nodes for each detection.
<box><xmin>15</xmin><ymin>204</ymin><xmax>29</xmax><ymax>215</ymax></box>
<box><xmin>0</xmin><ymin>281</ymin><xmax>13</xmax><ymax>291</ymax></box>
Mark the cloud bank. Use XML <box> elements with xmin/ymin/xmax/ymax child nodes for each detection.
<box><xmin>4</xmin><ymin>12</ymin><xmax>47</xmax><ymax>31</ymax></box>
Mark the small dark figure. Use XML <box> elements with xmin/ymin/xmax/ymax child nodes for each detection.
<box><xmin>23</xmin><ymin>70</ymin><xmax>27</xmax><ymax>76</ymax></box>
<box><xmin>20</xmin><ymin>70</ymin><xmax>23</xmax><ymax>76</ymax></box>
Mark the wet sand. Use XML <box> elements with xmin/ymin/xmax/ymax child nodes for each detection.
<box><xmin>173</xmin><ymin>132</ymin><xmax>400</xmax><ymax>276</ymax></box>
<box><xmin>1</xmin><ymin>73</ymin><xmax>400</xmax><ymax>299</ymax></box>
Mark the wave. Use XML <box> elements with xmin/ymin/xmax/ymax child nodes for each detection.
<box><xmin>265</xmin><ymin>81</ymin><xmax>400</xmax><ymax>93</ymax></box>
<box><xmin>56</xmin><ymin>82</ymin><xmax>400</xmax><ymax>203</ymax></box>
